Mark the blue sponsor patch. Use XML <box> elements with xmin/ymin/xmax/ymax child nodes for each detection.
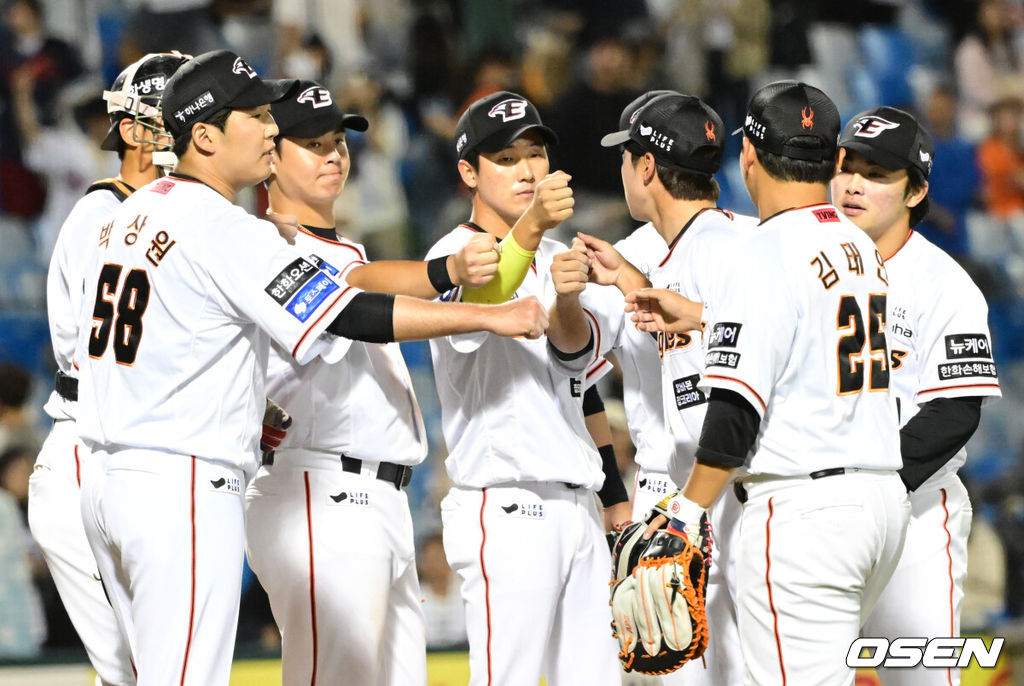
<box><xmin>307</xmin><ymin>253</ymin><xmax>340</xmax><ymax>277</ymax></box>
<box><xmin>285</xmin><ymin>272</ymin><xmax>339</xmax><ymax>322</ymax></box>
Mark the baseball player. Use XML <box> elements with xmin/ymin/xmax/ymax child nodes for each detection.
<box><xmin>574</xmin><ymin>91</ymin><xmax>757</xmax><ymax>685</ymax></box>
<box><xmin>630</xmin><ymin>81</ymin><xmax>911</xmax><ymax>686</ymax></box>
<box><xmin>243</xmin><ymin>79</ymin><xmax>550</xmax><ymax>685</ymax></box>
<box><xmin>833</xmin><ymin>106</ymin><xmax>1001</xmax><ymax>686</ymax></box>
<box><xmin>28</xmin><ymin>52</ymin><xmax>188</xmax><ymax>686</ymax></box>
<box><xmin>74</xmin><ymin>52</ymin><xmax>546</xmax><ymax>686</ymax></box>
<box><xmin>426</xmin><ymin>91</ymin><xmax>623</xmax><ymax>685</ymax></box>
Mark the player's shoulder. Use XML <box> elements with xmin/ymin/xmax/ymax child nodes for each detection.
<box><xmin>896</xmin><ymin>231</ymin><xmax>985</xmax><ymax>299</ymax></box>
<box><xmin>426</xmin><ymin>223</ymin><xmax>478</xmax><ymax>259</ymax></box>
<box><xmin>293</xmin><ymin>228</ymin><xmax>367</xmax><ymax>262</ymax></box>
<box><xmin>66</xmin><ymin>184</ymin><xmax>123</xmax><ymax>222</ymax></box>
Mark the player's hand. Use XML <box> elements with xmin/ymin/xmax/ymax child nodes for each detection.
<box><xmin>261</xmin><ymin>398</ymin><xmax>292</xmax><ymax>462</ymax></box>
<box><xmin>550</xmin><ymin>237</ymin><xmax>590</xmax><ymax>297</ymax></box>
<box><xmin>576</xmin><ymin>232</ymin><xmax>625</xmax><ymax>286</ymax></box>
<box><xmin>451</xmin><ymin>232</ymin><xmax>499</xmax><ymax>288</ymax></box>
<box><xmin>490</xmin><ymin>296</ymin><xmax>548</xmax><ymax>339</ymax></box>
<box><xmin>603</xmin><ymin>502</ymin><xmax>633</xmax><ymax>533</ymax></box>
<box><xmin>625</xmin><ymin>288</ymin><xmax>702</xmax><ymax>333</ymax></box>
<box><xmin>522</xmin><ymin>171</ymin><xmax>574</xmax><ymax>231</ymax></box>
<box><xmin>266</xmin><ymin>210</ymin><xmax>299</xmax><ymax>244</ymax></box>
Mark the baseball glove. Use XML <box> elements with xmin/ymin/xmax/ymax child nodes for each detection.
<box><xmin>609</xmin><ymin>507</ymin><xmax>710</xmax><ymax>675</ymax></box>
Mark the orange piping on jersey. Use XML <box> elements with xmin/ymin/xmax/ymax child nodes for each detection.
<box><xmin>296</xmin><ymin>226</ymin><xmax>366</xmax><ymax>261</ymax></box>
<box><xmin>941</xmin><ymin>488</ymin><xmax>954</xmax><ymax>686</ymax></box>
<box><xmin>479</xmin><ymin>489</ymin><xmax>493</xmax><ymax>686</ymax></box>
<box><xmin>179</xmin><ymin>457</ymin><xmax>197</xmax><ymax>686</ymax></box>
<box><xmin>657</xmin><ymin>207</ymin><xmax>734</xmax><ymax>268</ymax></box>
<box><xmin>305</xmin><ymin>472</ymin><xmax>319</xmax><ymax>686</ymax></box>
<box><xmin>765</xmin><ymin>497</ymin><xmax>787</xmax><ymax>685</ymax></box>
<box><xmin>582</xmin><ymin>308</ymin><xmax>602</xmax><ymax>363</ymax></box>
<box><xmin>704</xmin><ymin>374</ymin><xmax>767</xmax><ymax>413</ymax></box>
<box><xmin>586</xmin><ymin>358</ymin><xmax>610</xmax><ymax>379</ymax></box>
<box><xmin>74</xmin><ymin>445</ymin><xmax>80</xmax><ymax>487</ymax></box>
<box><xmin>291</xmin><ymin>287</ymin><xmax>354</xmax><ymax>359</ymax></box>
<box><xmin>757</xmin><ymin>202</ymin><xmax>833</xmax><ymax>226</ymax></box>
<box><xmin>882</xmin><ymin>230</ymin><xmax>914</xmax><ymax>262</ymax></box>
<box><xmin>917</xmin><ymin>383</ymin><xmax>1001</xmax><ymax>396</ymax></box>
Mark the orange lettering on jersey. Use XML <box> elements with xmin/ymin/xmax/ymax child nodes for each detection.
<box><xmin>145</xmin><ymin>230</ymin><xmax>176</xmax><ymax>267</ymax></box>
<box><xmin>657</xmin><ymin>331</ymin><xmax>693</xmax><ymax>359</ymax></box>
<box><xmin>98</xmin><ymin>220</ymin><xmax>114</xmax><ymax>249</ymax></box>
<box><xmin>841</xmin><ymin>242</ymin><xmax>864</xmax><ymax>275</ymax></box>
<box><xmin>890</xmin><ymin>349</ymin><xmax>908</xmax><ymax>370</ymax></box>
<box><xmin>810</xmin><ymin>251</ymin><xmax>839</xmax><ymax>289</ymax></box>
<box><xmin>875</xmin><ymin>250</ymin><xmax>889</xmax><ymax>286</ymax></box>
<box><xmin>124</xmin><ymin>214</ymin><xmax>148</xmax><ymax>246</ymax></box>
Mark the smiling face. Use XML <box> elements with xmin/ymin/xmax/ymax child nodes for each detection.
<box><xmin>217</xmin><ymin>105</ymin><xmax>280</xmax><ymax>189</ymax></box>
<box><xmin>831</xmin><ymin>149</ymin><xmax>924</xmax><ymax>243</ymax></box>
<box><xmin>271</xmin><ymin>130</ymin><xmax>350</xmax><ymax>209</ymax></box>
<box><xmin>460</xmin><ymin>132</ymin><xmax>549</xmax><ymax>226</ymax></box>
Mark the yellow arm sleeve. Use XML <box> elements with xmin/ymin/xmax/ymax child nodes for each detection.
<box><xmin>460</xmin><ymin>232</ymin><xmax>536</xmax><ymax>304</ymax></box>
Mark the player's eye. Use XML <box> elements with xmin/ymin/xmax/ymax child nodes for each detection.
<box><xmin>308</xmin><ymin>142</ymin><xmax>321</xmax><ymax>150</ymax></box>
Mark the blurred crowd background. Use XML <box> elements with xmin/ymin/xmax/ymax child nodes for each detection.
<box><xmin>1</xmin><ymin>0</ymin><xmax>1024</xmax><ymax>663</ymax></box>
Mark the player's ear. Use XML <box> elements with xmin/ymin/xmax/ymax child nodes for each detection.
<box><xmin>739</xmin><ymin>138</ymin><xmax>756</xmax><ymax>176</ymax></box>
<box><xmin>834</xmin><ymin>148</ymin><xmax>846</xmax><ymax>177</ymax></box>
<box><xmin>457</xmin><ymin>159</ymin><xmax>478</xmax><ymax>190</ymax></box>
<box><xmin>905</xmin><ymin>179</ymin><xmax>929</xmax><ymax>210</ymax></box>
<box><xmin>118</xmin><ymin>117</ymin><xmax>137</xmax><ymax>149</ymax></box>
<box><xmin>641</xmin><ymin>152</ymin><xmax>657</xmax><ymax>185</ymax></box>
<box><xmin>191</xmin><ymin>121</ymin><xmax>217</xmax><ymax>155</ymax></box>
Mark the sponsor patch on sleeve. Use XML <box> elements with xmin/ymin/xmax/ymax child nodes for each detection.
<box><xmin>706</xmin><ymin>350</ymin><xmax>741</xmax><ymax>369</ymax></box>
<box><xmin>937</xmin><ymin>361</ymin><xmax>998</xmax><ymax>380</ymax></box>
<box><xmin>673</xmin><ymin>374</ymin><xmax>706</xmax><ymax>410</ymax></box>
<box><xmin>708</xmin><ymin>322</ymin><xmax>742</xmax><ymax>349</ymax></box>
<box><xmin>945</xmin><ymin>333</ymin><xmax>992</xmax><ymax>360</ymax></box>
<box><xmin>265</xmin><ymin>258</ymin><xmax>340</xmax><ymax>322</ymax></box>
<box><xmin>265</xmin><ymin>258</ymin><xmax>319</xmax><ymax>304</ymax></box>
<box><xmin>306</xmin><ymin>253</ymin><xmax>339</xmax><ymax>277</ymax></box>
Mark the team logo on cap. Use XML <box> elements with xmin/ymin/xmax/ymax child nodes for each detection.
<box><xmin>488</xmin><ymin>98</ymin><xmax>528</xmax><ymax>122</ymax></box>
<box><xmin>232</xmin><ymin>57</ymin><xmax>258</xmax><ymax>79</ymax></box>
<box><xmin>919</xmin><ymin>148</ymin><xmax>933</xmax><ymax>173</ymax></box>
<box><xmin>705</xmin><ymin>121</ymin><xmax>716</xmax><ymax>142</ymax></box>
<box><xmin>853</xmin><ymin>116</ymin><xmax>900</xmax><ymax>139</ymax></box>
<box><xmin>801</xmin><ymin>107</ymin><xmax>815</xmax><ymax>130</ymax></box>
<box><xmin>296</xmin><ymin>86</ymin><xmax>333</xmax><ymax>109</ymax></box>
<box><xmin>629</xmin><ymin>106</ymin><xmax>643</xmax><ymax>124</ymax></box>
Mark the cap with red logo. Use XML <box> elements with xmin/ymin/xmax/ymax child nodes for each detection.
<box><xmin>161</xmin><ymin>50</ymin><xmax>298</xmax><ymax>139</ymax></box>
<box><xmin>454</xmin><ymin>91</ymin><xmax>558</xmax><ymax>160</ymax></box>
<box><xmin>600</xmin><ymin>93</ymin><xmax>725</xmax><ymax>175</ymax></box>
<box><xmin>734</xmin><ymin>80</ymin><xmax>840</xmax><ymax>162</ymax></box>
<box><xmin>269</xmin><ymin>79</ymin><xmax>369</xmax><ymax>139</ymax></box>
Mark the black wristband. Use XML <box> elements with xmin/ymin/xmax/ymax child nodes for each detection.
<box><xmin>427</xmin><ymin>255</ymin><xmax>456</xmax><ymax>293</ymax></box>
<box><xmin>597</xmin><ymin>444</ymin><xmax>629</xmax><ymax>507</ymax></box>
<box><xmin>582</xmin><ymin>385</ymin><xmax>605</xmax><ymax>417</ymax></box>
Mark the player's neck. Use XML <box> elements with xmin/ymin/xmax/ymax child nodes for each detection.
<box><xmin>468</xmin><ymin>198</ymin><xmax>514</xmax><ymax>240</ymax></box>
<box><xmin>172</xmin><ymin>159</ymin><xmax>239</xmax><ymax>202</ymax></box>
<box><xmin>268</xmin><ymin>191</ymin><xmax>334</xmax><ymax>229</ymax></box>
<box><xmin>754</xmin><ymin>179</ymin><xmax>828</xmax><ymax>221</ymax></box>
<box><xmin>652</xmin><ymin>198</ymin><xmax>717</xmax><ymax>245</ymax></box>
<box><xmin>118</xmin><ymin>151</ymin><xmax>161</xmax><ymax>190</ymax></box>
<box><xmin>875</xmin><ymin>222</ymin><xmax>912</xmax><ymax>261</ymax></box>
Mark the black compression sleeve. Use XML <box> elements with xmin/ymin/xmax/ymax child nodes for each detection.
<box><xmin>325</xmin><ymin>292</ymin><xmax>396</xmax><ymax>343</ymax></box>
<box><xmin>582</xmin><ymin>385</ymin><xmax>605</xmax><ymax>417</ymax></box>
<box><xmin>899</xmin><ymin>397</ymin><xmax>982</xmax><ymax>491</ymax></box>
<box><xmin>597</xmin><ymin>444</ymin><xmax>629</xmax><ymax>507</ymax></box>
<box><xmin>694</xmin><ymin>388</ymin><xmax>760</xmax><ymax>469</ymax></box>
<box><xmin>549</xmin><ymin>330</ymin><xmax>595</xmax><ymax>361</ymax></box>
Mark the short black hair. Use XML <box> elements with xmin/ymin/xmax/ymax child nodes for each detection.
<box><xmin>627</xmin><ymin>146</ymin><xmax>719</xmax><ymax>202</ymax></box>
<box><xmin>905</xmin><ymin>165</ymin><xmax>928</xmax><ymax>226</ymax></box>
<box><xmin>755</xmin><ymin>136</ymin><xmax>835</xmax><ymax>184</ymax></box>
<box><xmin>171</xmin><ymin>107</ymin><xmax>232</xmax><ymax>158</ymax></box>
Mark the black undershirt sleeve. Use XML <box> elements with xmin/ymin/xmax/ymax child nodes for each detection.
<box><xmin>899</xmin><ymin>397</ymin><xmax>982</xmax><ymax>491</ymax></box>
<box><xmin>325</xmin><ymin>292</ymin><xmax>396</xmax><ymax>343</ymax></box>
<box><xmin>694</xmin><ymin>388</ymin><xmax>760</xmax><ymax>469</ymax></box>
<box><xmin>549</xmin><ymin>330</ymin><xmax>595</xmax><ymax>361</ymax></box>
<box><xmin>583</xmin><ymin>385</ymin><xmax>628</xmax><ymax>508</ymax></box>
<box><xmin>582</xmin><ymin>385</ymin><xmax>605</xmax><ymax>416</ymax></box>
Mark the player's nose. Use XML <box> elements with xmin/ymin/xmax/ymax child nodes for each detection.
<box><xmin>266</xmin><ymin>113</ymin><xmax>279</xmax><ymax>139</ymax></box>
<box><xmin>516</xmin><ymin>157</ymin><xmax>536</xmax><ymax>182</ymax></box>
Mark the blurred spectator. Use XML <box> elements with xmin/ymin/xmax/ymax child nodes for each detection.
<box><xmin>954</xmin><ymin>0</ymin><xmax>1024</xmax><ymax>140</ymax></box>
<box><xmin>521</xmin><ymin>24</ymin><xmax>574</xmax><ymax>108</ymax></box>
<box><xmin>544</xmin><ymin>35</ymin><xmax>641</xmax><ymax>241</ymax></box>
<box><xmin>118</xmin><ymin>0</ymin><xmax>225</xmax><ymax>64</ymax></box>
<box><xmin>273</xmin><ymin>0</ymin><xmax>367</xmax><ymax>90</ymax></box>
<box><xmin>977</xmin><ymin>97</ymin><xmax>1024</xmax><ymax>220</ymax></box>
<box><xmin>456</xmin><ymin>49</ymin><xmax>518</xmax><ymax>116</ymax></box>
<box><xmin>0</xmin><ymin>0</ymin><xmax>84</xmax><ymax>218</ymax></box>
<box><xmin>917</xmin><ymin>85</ymin><xmax>979</xmax><ymax>257</ymax></box>
<box><xmin>0</xmin><ymin>364</ymin><xmax>39</xmax><ymax>454</ymax></box>
<box><xmin>962</xmin><ymin>512</ymin><xmax>1007</xmax><ymax>631</ymax></box>
<box><xmin>702</xmin><ymin>0</ymin><xmax>770</xmax><ymax>135</ymax></box>
<box><xmin>0</xmin><ymin>444</ymin><xmax>45</xmax><ymax>657</ymax></box>
<box><xmin>417</xmin><ymin>532</ymin><xmax>467</xmax><ymax>650</ymax></box>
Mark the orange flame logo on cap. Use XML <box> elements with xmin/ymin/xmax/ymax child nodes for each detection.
<box><xmin>704</xmin><ymin>121</ymin><xmax>716</xmax><ymax>141</ymax></box>
<box><xmin>801</xmin><ymin>107</ymin><xmax>814</xmax><ymax>130</ymax></box>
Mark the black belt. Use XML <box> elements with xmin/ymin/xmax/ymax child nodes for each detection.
<box><xmin>733</xmin><ymin>467</ymin><xmax>848</xmax><ymax>504</ymax></box>
<box><xmin>341</xmin><ymin>456</ymin><xmax>412</xmax><ymax>490</ymax></box>
<box><xmin>55</xmin><ymin>370</ymin><xmax>78</xmax><ymax>402</ymax></box>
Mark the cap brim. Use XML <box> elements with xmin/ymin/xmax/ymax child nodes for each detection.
<box><xmin>732</xmin><ymin>126</ymin><xmax>744</xmax><ymax>136</ymax></box>
<box><xmin>600</xmin><ymin>130</ymin><xmax>631</xmax><ymax>148</ymax></box>
<box><xmin>342</xmin><ymin>114</ymin><xmax>369</xmax><ymax>132</ymax></box>
<box><xmin>232</xmin><ymin>78</ymin><xmax>299</xmax><ymax>109</ymax></box>
<box><xmin>477</xmin><ymin>124</ymin><xmax>559</xmax><ymax>153</ymax></box>
<box><xmin>100</xmin><ymin>120</ymin><xmax>122</xmax><ymax>151</ymax></box>
<box><xmin>279</xmin><ymin>112</ymin><xmax>370</xmax><ymax>138</ymax></box>
<box><xmin>840</xmin><ymin>140</ymin><xmax>910</xmax><ymax>172</ymax></box>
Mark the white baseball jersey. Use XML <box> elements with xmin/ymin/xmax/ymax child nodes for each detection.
<box><xmin>264</xmin><ymin>228</ymin><xmax>427</xmax><ymax>465</ymax></box>
<box><xmin>44</xmin><ymin>181</ymin><xmax>132</xmax><ymax>422</ymax></box>
<box><xmin>701</xmin><ymin>203</ymin><xmax>902</xmax><ymax>475</ymax></box>
<box><xmin>652</xmin><ymin>209</ymin><xmax>755</xmax><ymax>482</ymax></box>
<box><xmin>425</xmin><ymin>225</ymin><xmax>610</xmax><ymax>489</ymax></box>
<box><xmin>884</xmin><ymin>230</ymin><xmax>1001</xmax><ymax>487</ymax></box>
<box><xmin>76</xmin><ymin>175</ymin><xmax>361</xmax><ymax>475</ymax></box>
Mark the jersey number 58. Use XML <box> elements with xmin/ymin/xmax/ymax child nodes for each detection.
<box><xmin>836</xmin><ymin>293</ymin><xmax>889</xmax><ymax>395</ymax></box>
<box><xmin>88</xmin><ymin>263</ymin><xmax>150</xmax><ymax>366</ymax></box>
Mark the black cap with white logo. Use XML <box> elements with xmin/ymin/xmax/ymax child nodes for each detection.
<box><xmin>101</xmin><ymin>52</ymin><xmax>190</xmax><ymax>151</ymax></box>
<box><xmin>269</xmin><ymin>79</ymin><xmax>369</xmax><ymax>139</ymax></box>
<box><xmin>838</xmin><ymin>106</ymin><xmax>934</xmax><ymax>178</ymax></box>
<box><xmin>161</xmin><ymin>50</ymin><xmax>297</xmax><ymax>138</ymax></box>
<box><xmin>734</xmin><ymin>80</ymin><xmax>840</xmax><ymax>162</ymax></box>
<box><xmin>618</xmin><ymin>89</ymin><xmax>680</xmax><ymax>130</ymax></box>
<box><xmin>600</xmin><ymin>93</ymin><xmax>725</xmax><ymax>174</ymax></box>
<box><xmin>454</xmin><ymin>91</ymin><xmax>558</xmax><ymax>160</ymax></box>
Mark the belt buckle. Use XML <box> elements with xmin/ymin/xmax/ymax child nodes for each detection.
<box><xmin>396</xmin><ymin>464</ymin><xmax>412</xmax><ymax>489</ymax></box>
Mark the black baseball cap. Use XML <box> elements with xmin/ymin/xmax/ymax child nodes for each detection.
<box><xmin>269</xmin><ymin>79</ymin><xmax>369</xmax><ymax>139</ymax></box>
<box><xmin>600</xmin><ymin>93</ymin><xmax>725</xmax><ymax>174</ymax></box>
<box><xmin>161</xmin><ymin>50</ymin><xmax>296</xmax><ymax>138</ymax></box>
<box><xmin>618</xmin><ymin>89</ymin><xmax>680</xmax><ymax>130</ymax></box>
<box><xmin>101</xmin><ymin>52</ymin><xmax>190</xmax><ymax>151</ymax></box>
<box><xmin>734</xmin><ymin>80</ymin><xmax>840</xmax><ymax>162</ymax></box>
<box><xmin>838</xmin><ymin>106</ymin><xmax>934</xmax><ymax>226</ymax></box>
<box><xmin>455</xmin><ymin>91</ymin><xmax>558</xmax><ymax>160</ymax></box>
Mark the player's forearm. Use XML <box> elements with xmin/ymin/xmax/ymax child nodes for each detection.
<box><xmin>546</xmin><ymin>294</ymin><xmax>591</xmax><ymax>354</ymax></box>
<box><xmin>390</xmin><ymin>296</ymin><xmax>499</xmax><ymax>340</ymax></box>
<box><xmin>680</xmin><ymin>462</ymin><xmax>735</xmax><ymax>509</ymax></box>
<box><xmin>346</xmin><ymin>260</ymin><xmax>442</xmax><ymax>300</ymax></box>
<box><xmin>614</xmin><ymin>260</ymin><xmax>650</xmax><ymax>296</ymax></box>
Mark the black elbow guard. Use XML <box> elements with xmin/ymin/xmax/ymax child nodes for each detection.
<box><xmin>326</xmin><ymin>292</ymin><xmax>396</xmax><ymax>343</ymax></box>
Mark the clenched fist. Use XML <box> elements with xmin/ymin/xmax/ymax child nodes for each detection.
<box><xmin>551</xmin><ymin>236</ymin><xmax>591</xmax><ymax>296</ymax></box>
<box><xmin>522</xmin><ymin>171</ymin><xmax>574</xmax><ymax>231</ymax></box>
<box><xmin>489</xmin><ymin>296</ymin><xmax>549</xmax><ymax>339</ymax></box>
<box><xmin>452</xmin><ymin>232</ymin><xmax>499</xmax><ymax>288</ymax></box>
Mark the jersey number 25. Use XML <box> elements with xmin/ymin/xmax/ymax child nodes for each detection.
<box><xmin>836</xmin><ymin>293</ymin><xmax>889</xmax><ymax>395</ymax></box>
<box><xmin>88</xmin><ymin>264</ymin><xmax>150</xmax><ymax>366</ymax></box>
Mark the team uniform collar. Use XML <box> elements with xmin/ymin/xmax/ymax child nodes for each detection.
<box><xmin>757</xmin><ymin>201</ymin><xmax>832</xmax><ymax>226</ymax></box>
<box><xmin>301</xmin><ymin>225</ymin><xmax>339</xmax><ymax>242</ymax></box>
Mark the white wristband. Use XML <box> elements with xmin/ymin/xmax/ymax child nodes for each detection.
<box><xmin>665</xmin><ymin>494</ymin><xmax>704</xmax><ymax>524</ymax></box>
